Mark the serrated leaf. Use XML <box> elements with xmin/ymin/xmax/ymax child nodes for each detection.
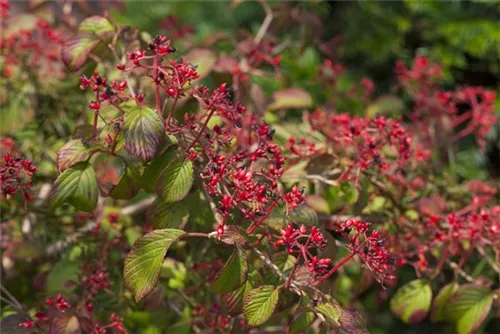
<box><xmin>141</xmin><ymin>145</ymin><xmax>177</xmax><ymax>193</ymax></box>
<box><xmin>390</xmin><ymin>279</ymin><xmax>432</xmax><ymax>324</ymax></box>
<box><xmin>268</xmin><ymin>88</ymin><xmax>313</xmax><ymax>110</ymax></box>
<box><xmin>49</xmin><ymin>314</ymin><xmax>81</xmax><ymax>334</ymax></box>
<box><xmin>447</xmin><ymin>284</ymin><xmax>494</xmax><ymax>334</ymax></box>
<box><xmin>148</xmin><ymin>198</ymin><xmax>190</xmax><ymax>229</ymax></box>
<box><xmin>49</xmin><ymin>161</ymin><xmax>98</xmax><ymax>212</ymax></box>
<box><xmin>211</xmin><ymin>247</ymin><xmax>248</xmax><ymax>293</ymax></box>
<box><xmin>123</xmin><ymin>104</ymin><xmax>164</xmax><ymax>160</ymax></box>
<box><xmin>56</xmin><ymin>139</ymin><xmax>95</xmax><ymax>172</ymax></box>
<box><xmin>156</xmin><ymin>158</ymin><xmax>193</xmax><ymax>203</ymax></box>
<box><xmin>431</xmin><ymin>282</ymin><xmax>459</xmax><ymax>322</ymax></box>
<box><xmin>109</xmin><ymin>164</ymin><xmax>141</xmax><ymax>199</ymax></box>
<box><xmin>124</xmin><ymin>229</ymin><xmax>185</xmax><ymax>302</ymax></box>
<box><xmin>315</xmin><ymin>301</ymin><xmax>341</xmax><ymax>327</ymax></box>
<box><xmin>226</xmin><ymin>281</ymin><xmax>253</xmax><ymax>316</ymax></box>
<box><xmin>291</xmin><ymin>311</ymin><xmax>315</xmax><ymax>334</ymax></box>
<box><xmin>243</xmin><ymin>285</ymin><xmax>280</xmax><ymax>326</ymax></box>
<box><xmin>62</xmin><ymin>16</ymin><xmax>114</xmax><ymax>70</ymax></box>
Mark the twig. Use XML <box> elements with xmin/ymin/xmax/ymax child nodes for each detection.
<box><xmin>476</xmin><ymin>246</ymin><xmax>500</xmax><ymax>273</ymax></box>
<box><xmin>254</xmin><ymin>0</ymin><xmax>273</xmax><ymax>45</ymax></box>
<box><xmin>447</xmin><ymin>261</ymin><xmax>475</xmax><ymax>283</ymax></box>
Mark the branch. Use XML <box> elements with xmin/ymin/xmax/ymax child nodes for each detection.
<box><xmin>254</xmin><ymin>0</ymin><xmax>273</xmax><ymax>45</ymax></box>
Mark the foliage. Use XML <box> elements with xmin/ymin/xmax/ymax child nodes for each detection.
<box><xmin>1</xmin><ymin>1</ymin><xmax>499</xmax><ymax>334</ymax></box>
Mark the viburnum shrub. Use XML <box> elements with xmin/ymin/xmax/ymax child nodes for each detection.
<box><xmin>1</xmin><ymin>1</ymin><xmax>499</xmax><ymax>334</ymax></box>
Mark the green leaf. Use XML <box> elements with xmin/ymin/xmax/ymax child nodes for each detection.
<box><xmin>148</xmin><ymin>198</ymin><xmax>190</xmax><ymax>229</ymax></box>
<box><xmin>46</xmin><ymin>260</ymin><xmax>80</xmax><ymax>294</ymax></box>
<box><xmin>290</xmin><ymin>311</ymin><xmax>315</xmax><ymax>334</ymax></box>
<box><xmin>141</xmin><ymin>145</ymin><xmax>177</xmax><ymax>193</ymax></box>
<box><xmin>431</xmin><ymin>282</ymin><xmax>459</xmax><ymax>322</ymax></box>
<box><xmin>340</xmin><ymin>181</ymin><xmax>359</xmax><ymax>205</ymax></box>
<box><xmin>315</xmin><ymin>301</ymin><xmax>341</xmax><ymax>327</ymax></box>
<box><xmin>211</xmin><ymin>247</ymin><xmax>248</xmax><ymax>293</ymax></box>
<box><xmin>390</xmin><ymin>279</ymin><xmax>432</xmax><ymax>324</ymax></box>
<box><xmin>56</xmin><ymin>139</ymin><xmax>96</xmax><ymax>172</ymax></box>
<box><xmin>226</xmin><ymin>281</ymin><xmax>253</xmax><ymax>316</ymax></box>
<box><xmin>123</xmin><ymin>104</ymin><xmax>164</xmax><ymax>160</ymax></box>
<box><xmin>62</xmin><ymin>16</ymin><xmax>115</xmax><ymax>70</ymax></box>
<box><xmin>49</xmin><ymin>161</ymin><xmax>98</xmax><ymax>212</ymax></box>
<box><xmin>447</xmin><ymin>284</ymin><xmax>494</xmax><ymax>334</ymax></box>
<box><xmin>243</xmin><ymin>285</ymin><xmax>280</xmax><ymax>326</ymax></box>
<box><xmin>156</xmin><ymin>158</ymin><xmax>193</xmax><ymax>203</ymax></box>
<box><xmin>124</xmin><ymin>229</ymin><xmax>185</xmax><ymax>302</ymax></box>
<box><xmin>109</xmin><ymin>164</ymin><xmax>141</xmax><ymax>199</ymax></box>
<box><xmin>268</xmin><ymin>88</ymin><xmax>313</xmax><ymax>110</ymax></box>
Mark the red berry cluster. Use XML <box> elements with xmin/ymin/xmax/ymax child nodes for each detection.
<box><xmin>19</xmin><ymin>294</ymin><xmax>70</xmax><ymax>329</ymax></box>
<box><xmin>197</xmin><ymin>119</ymin><xmax>289</xmax><ymax>237</ymax></box>
<box><xmin>0</xmin><ymin>5</ymin><xmax>63</xmax><ymax>78</ymax></box>
<box><xmin>159</xmin><ymin>15</ymin><xmax>195</xmax><ymax>39</ymax></box>
<box><xmin>397</xmin><ymin>56</ymin><xmax>497</xmax><ymax>147</ymax></box>
<box><xmin>0</xmin><ymin>0</ymin><xmax>9</xmax><ymax>19</ymax></box>
<box><xmin>390</xmin><ymin>204</ymin><xmax>500</xmax><ymax>276</ymax></box>
<box><xmin>192</xmin><ymin>302</ymin><xmax>231</xmax><ymax>334</ymax></box>
<box><xmin>94</xmin><ymin>313</ymin><xmax>126</xmax><ymax>334</ymax></box>
<box><xmin>80</xmin><ymin>70</ymin><xmax>129</xmax><ymax>111</ymax></box>
<box><xmin>1</xmin><ymin>153</ymin><xmax>36</xmax><ymax>200</ymax></box>
<box><xmin>275</xmin><ymin>224</ymin><xmax>331</xmax><ymax>278</ymax></box>
<box><xmin>330</xmin><ymin>218</ymin><xmax>396</xmax><ymax>285</ymax></box>
<box><xmin>306</xmin><ymin>110</ymin><xmax>416</xmax><ymax>184</ymax></box>
<box><xmin>395</xmin><ymin>55</ymin><xmax>442</xmax><ymax>89</ymax></box>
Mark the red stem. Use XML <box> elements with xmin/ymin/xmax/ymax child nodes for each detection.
<box><xmin>247</xmin><ymin>202</ymin><xmax>276</xmax><ymax>234</ymax></box>
<box><xmin>185</xmin><ymin>108</ymin><xmax>216</xmax><ymax>152</ymax></box>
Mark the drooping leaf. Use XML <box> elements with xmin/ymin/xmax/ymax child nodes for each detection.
<box><xmin>56</xmin><ymin>139</ymin><xmax>96</xmax><ymax>172</ymax></box>
<box><xmin>390</xmin><ymin>279</ymin><xmax>432</xmax><ymax>324</ymax></box>
<box><xmin>109</xmin><ymin>163</ymin><xmax>141</xmax><ymax>199</ymax></box>
<box><xmin>268</xmin><ymin>88</ymin><xmax>313</xmax><ymax>110</ymax></box>
<box><xmin>49</xmin><ymin>314</ymin><xmax>81</xmax><ymax>334</ymax></box>
<box><xmin>446</xmin><ymin>284</ymin><xmax>494</xmax><ymax>334</ymax></box>
<box><xmin>62</xmin><ymin>16</ymin><xmax>115</xmax><ymax>70</ymax></box>
<box><xmin>141</xmin><ymin>145</ymin><xmax>177</xmax><ymax>193</ymax></box>
<box><xmin>156</xmin><ymin>158</ymin><xmax>193</xmax><ymax>203</ymax></box>
<box><xmin>49</xmin><ymin>161</ymin><xmax>98</xmax><ymax>212</ymax></box>
<box><xmin>226</xmin><ymin>281</ymin><xmax>253</xmax><ymax>316</ymax></box>
<box><xmin>211</xmin><ymin>247</ymin><xmax>248</xmax><ymax>293</ymax></box>
<box><xmin>123</xmin><ymin>104</ymin><xmax>164</xmax><ymax>160</ymax></box>
<box><xmin>148</xmin><ymin>198</ymin><xmax>190</xmax><ymax>229</ymax></box>
<box><xmin>315</xmin><ymin>301</ymin><xmax>341</xmax><ymax>327</ymax></box>
<box><xmin>431</xmin><ymin>281</ymin><xmax>459</xmax><ymax>322</ymax></box>
<box><xmin>243</xmin><ymin>285</ymin><xmax>280</xmax><ymax>326</ymax></box>
<box><xmin>124</xmin><ymin>229</ymin><xmax>185</xmax><ymax>302</ymax></box>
